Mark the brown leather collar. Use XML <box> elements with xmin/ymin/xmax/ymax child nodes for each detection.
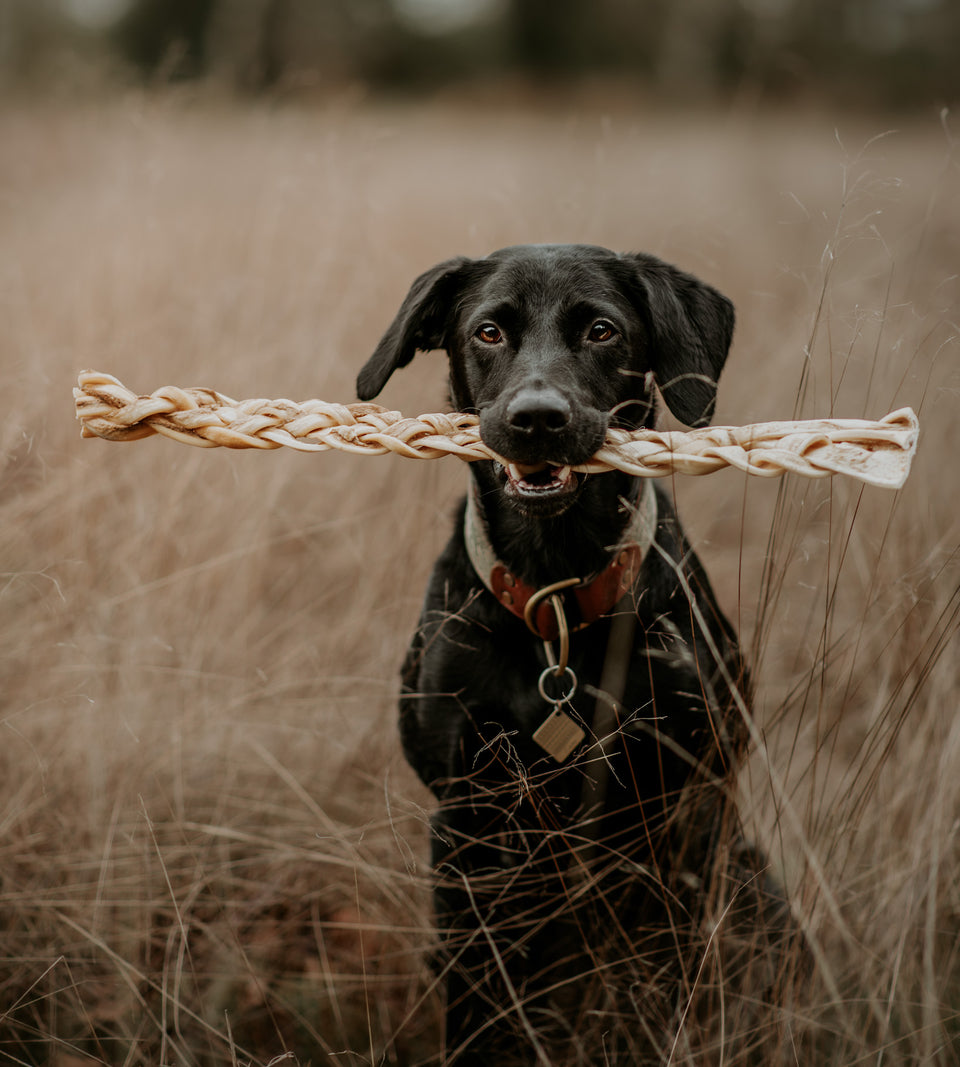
<box><xmin>464</xmin><ymin>479</ymin><xmax>658</xmax><ymax>641</ymax></box>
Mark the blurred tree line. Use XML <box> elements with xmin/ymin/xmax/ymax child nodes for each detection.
<box><xmin>1</xmin><ymin>0</ymin><xmax>957</xmax><ymax>107</ymax></box>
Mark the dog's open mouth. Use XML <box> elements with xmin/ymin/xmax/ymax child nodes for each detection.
<box><xmin>499</xmin><ymin>460</ymin><xmax>580</xmax><ymax>507</ymax></box>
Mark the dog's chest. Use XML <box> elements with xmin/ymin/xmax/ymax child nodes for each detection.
<box><xmin>403</xmin><ymin>529</ymin><xmax>730</xmax><ymax>809</ymax></box>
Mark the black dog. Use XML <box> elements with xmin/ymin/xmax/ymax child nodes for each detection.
<box><xmin>358</xmin><ymin>245</ymin><xmax>782</xmax><ymax>1065</ymax></box>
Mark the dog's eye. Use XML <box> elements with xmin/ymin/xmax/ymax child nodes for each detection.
<box><xmin>588</xmin><ymin>320</ymin><xmax>617</xmax><ymax>343</ymax></box>
<box><xmin>476</xmin><ymin>323</ymin><xmax>503</xmax><ymax>344</ymax></box>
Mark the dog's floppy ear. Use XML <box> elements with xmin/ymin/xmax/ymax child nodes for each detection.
<box><xmin>625</xmin><ymin>253</ymin><xmax>735</xmax><ymax>427</ymax></box>
<box><xmin>356</xmin><ymin>256</ymin><xmax>472</xmax><ymax>400</ymax></box>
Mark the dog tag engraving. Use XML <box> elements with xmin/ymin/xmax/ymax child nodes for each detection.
<box><xmin>532</xmin><ymin>706</ymin><xmax>585</xmax><ymax>763</ymax></box>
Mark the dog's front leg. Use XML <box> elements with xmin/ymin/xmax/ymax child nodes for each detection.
<box><xmin>430</xmin><ymin>787</ymin><xmax>603</xmax><ymax>1066</ymax></box>
<box><xmin>429</xmin><ymin>800</ymin><xmax>543</xmax><ymax>1064</ymax></box>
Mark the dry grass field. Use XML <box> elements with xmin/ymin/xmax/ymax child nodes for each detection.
<box><xmin>1</xmin><ymin>91</ymin><xmax>958</xmax><ymax>1064</ymax></box>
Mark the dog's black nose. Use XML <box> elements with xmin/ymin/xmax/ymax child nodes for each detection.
<box><xmin>506</xmin><ymin>388</ymin><xmax>571</xmax><ymax>436</ymax></box>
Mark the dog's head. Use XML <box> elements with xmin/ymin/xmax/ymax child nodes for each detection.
<box><xmin>357</xmin><ymin>244</ymin><xmax>734</xmax><ymax>516</ymax></box>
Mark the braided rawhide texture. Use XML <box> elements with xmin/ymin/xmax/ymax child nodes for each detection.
<box><xmin>73</xmin><ymin>371</ymin><xmax>918</xmax><ymax>489</ymax></box>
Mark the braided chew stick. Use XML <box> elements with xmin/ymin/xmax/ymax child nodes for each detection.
<box><xmin>73</xmin><ymin>371</ymin><xmax>918</xmax><ymax>489</ymax></box>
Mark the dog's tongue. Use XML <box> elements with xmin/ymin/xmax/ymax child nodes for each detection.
<box><xmin>506</xmin><ymin>462</ymin><xmax>573</xmax><ymax>491</ymax></box>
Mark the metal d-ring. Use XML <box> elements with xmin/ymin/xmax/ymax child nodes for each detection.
<box><xmin>538</xmin><ymin>664</ymin><xmax>578</xmax><ymax>706</ymax></box>
<box><xmin>523</xmin><ymin>577</ymin><xmax>580</xmax><ymax>636</ymax></box>
<box><xmin>524</xmin><ymin>577</ymin><xmax>579</xmax><ymax>675</ymax></box>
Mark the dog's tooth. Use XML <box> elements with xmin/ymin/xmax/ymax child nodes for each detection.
<box><xmin>507</xmin><ymin>463</ymin><xmax>523</xmax><ymax>483</ymax></box>
<box><xmin>555</xmin><ymin>465</ymin><xmax>571</xmax><ymax>484</ymax></box>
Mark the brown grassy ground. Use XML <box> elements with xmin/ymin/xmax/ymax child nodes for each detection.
<box><xmin>0</xmin><ymin>91</ymin><xmax>958</xmax><ymax>1064</ymax></box>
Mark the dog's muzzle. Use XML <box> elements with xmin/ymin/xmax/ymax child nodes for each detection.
<box><xmin>480</xmin><ymin>388</ymin><xmax>606</xmax><ymax>514</ymax></box>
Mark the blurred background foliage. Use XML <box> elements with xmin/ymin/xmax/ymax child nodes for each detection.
<box><xmin>1</xmin><ymin>0</ymin><xmax>957</xmax><ymax>108</ymax></box>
